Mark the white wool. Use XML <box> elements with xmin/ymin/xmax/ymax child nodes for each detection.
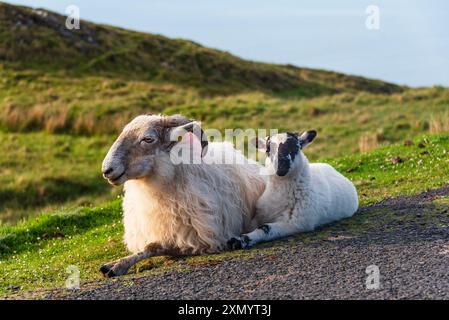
<box><xmin>122</xmin><ymin>142</ymin><xmax>266</xmax><ymax>254</ymax></box>
<box><xmin>229</xmin><ymin>144</ymin><xmax>359</xmax><ymax>250</ymax></box>
<box><xmin>254</xmin><ymin>152</ymin><xmax>358</xmax><ymax>232</ymax></box>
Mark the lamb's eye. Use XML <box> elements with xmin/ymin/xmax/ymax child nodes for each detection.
<box><xmin>141</xmin><ymin>137</ymin><xmax>155</xmax><ymax>144</ymax></box>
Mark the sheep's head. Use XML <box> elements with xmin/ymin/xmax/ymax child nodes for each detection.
<box><xmin>254</xmin><ymin>130</ymin><xmax>316</xmax><ymax>177</ymax></box>
<box><xmin>102</xmin><ymin>114</ymin><xmax>208</xmax><ymax>186</ymax></box>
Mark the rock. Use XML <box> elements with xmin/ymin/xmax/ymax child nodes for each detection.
<box><xmin>8</xmin><ymin>284</ymin><xmax>21</xmax><ymax>291</ymax></box>
<box><xmin>309</xmin><ymin>107</ymin><xmax>322</xmax><ymax>116</ymax></box>
<box><xmin>391</xmin><ymin>156</ymin><xmax>403</xmax><ymax>164</ymax></box>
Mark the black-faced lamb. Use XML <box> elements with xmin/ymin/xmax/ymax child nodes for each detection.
<box><xmin>228</xmin><ymin>130</ymin><xmax>358</xmax><ymax>249</ymax></box>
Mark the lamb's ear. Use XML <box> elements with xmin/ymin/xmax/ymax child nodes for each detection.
<box><xmin>249</xmin><ymin>136</ymin><xmax>267</xmax><ymax>150</ymax></box>
<box><xmin>298</xmin><ymin>130</ymin><xmax>317</xmax><ymax>149</ymax></box>
<box><xmin>169</xmin><ymin>121</ymin><xmax>208</xmax><ymax>157</ymax></box>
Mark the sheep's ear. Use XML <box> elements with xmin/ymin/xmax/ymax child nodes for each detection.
<box><xmin>249</xmin><ymin>136</ymin><xmax>267</xmax><ymax>150</ymax></box>
<box><xmin>298</xmin><ymin>130</ymin><xmax>317</xmax><ymax>149</ymax></box>
<box><xmin>169</xmin><ymin>121</ymin><xmax>208</xmax><ymax>157</ymax></box>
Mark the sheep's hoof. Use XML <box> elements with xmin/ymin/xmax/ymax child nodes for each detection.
<box><xmin>100</xmin><ymin>264</ymin><xmax>111</xmax><ymax>275</ymax></box>
<box><xmin>227</xmin><ymin>237</ymin><xmax>243</xmax><ymax>250</ymax></box>
<box><xmin>100</xmin><ymin>262</ymin><xmax>121</xmax><ymax>278</ymax></box>
<box><xmin>105</xmin><ymin>269</ymin><xmax>117</xmax><ymax>278</ymax></box>
<box><xmin>100</xmin><ymin>264</ymin><xmax>121</xmax><ymax>278</ymax></box>
<box><xmin>100</xmin><ymin>261</ymin><xmax>130</xmax><ymax>278</ymax></box>
<box><xmin>100</xmin><ymin>264</ymin><xmax>115</xmax><ymax>277</ymax></box>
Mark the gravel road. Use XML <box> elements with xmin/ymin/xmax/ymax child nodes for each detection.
<box><xmin>46</xmin><ymin>186</ymin><xmax>449</xmax><ymax>299</ymax></box>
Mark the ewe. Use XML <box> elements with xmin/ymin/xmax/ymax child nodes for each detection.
<box><xmin>228</xmin><ymin>130</ymin><xmax>358</xmax><ymax>249</ymax></box>
<box><xmin>100</xmin><ymin>114</ymin><xmax>265</xmax><ymax>277</ymax></box>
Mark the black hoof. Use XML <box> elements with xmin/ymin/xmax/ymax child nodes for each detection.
<box><xmin>100</xmin><ymin>264</ymin><xmax>111</xmax><ymax>275</ymax></box>
<box><xmin>227</xmin><ymin>237</ymin><xmax>242</xmax><ymax>250</ymax></box>
<box><xmin>105</xmin><ymin>269</ymin><xmax>117</xmax><ymax>278</ymax></box>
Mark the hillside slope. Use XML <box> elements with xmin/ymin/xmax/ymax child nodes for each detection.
<box><xmin>0</xmin><ymin>2</ymin><xmax>448</xmax><ymax>224</ymax></box>
<box><xmin>0</xmin><ymin>2</ymin><xmax>403</xmax><ymax>95</ymax></box>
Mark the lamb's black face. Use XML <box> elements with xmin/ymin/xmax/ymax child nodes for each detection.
<box><xmin>265</xmin><ymin>132</ymin><xmax>299</xmax><ymax>176</ymax></box>
<box><xmin>264</xmin><ymin>130</ymin><xmax>317</xmax><ymax>177</ymax></box>
<box><xmin>275</xmin><ymin>132</ymin><xmax>300</xmax><ymax>176</ymax></box>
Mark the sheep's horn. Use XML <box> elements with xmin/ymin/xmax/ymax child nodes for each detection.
<box><xmin>170</xmin><ymin>122</ymin><xmax>208</xmax><ymax>157</ymax></box>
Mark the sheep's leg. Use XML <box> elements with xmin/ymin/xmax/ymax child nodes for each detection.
<box><xmin>227</xmin><ymin>222</ymin><xmax>298</xmax><ymax>249</ymax></box>
<box><xmin>100</xmin><ymin>243</ymin><xmax>183</xmax><ymax>278</ymax></box>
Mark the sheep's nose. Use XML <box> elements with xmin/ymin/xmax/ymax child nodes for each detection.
<box><xmin>102</xmin><ymin>167</ymin><xmax>114</xmax><ymax>176</ymax></box>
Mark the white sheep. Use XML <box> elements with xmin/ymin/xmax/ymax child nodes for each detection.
<box><xmin>100</xmin><ymin>114</ymin><xmax>265</xmax><ymax>277</ymax></box>
<box><xmin>228</xmin><ymin>130</ymin><xmax>358</xmax><ymax>249</ymax></box>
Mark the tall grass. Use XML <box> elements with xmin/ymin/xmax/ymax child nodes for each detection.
<box><xmin>358</xmin><ymin>133</ymin><xmax>380</xmax><ymax>153</ymax></box>
<box><xmin>429</xmin><ymin>112</ymin><xmax>449</xmax><ymax>134</ymax></box>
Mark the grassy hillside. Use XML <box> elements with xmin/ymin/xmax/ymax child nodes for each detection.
<box><xmin>0</xmin><ymin>132</ymin><xmax>121</xmax><ymax>222</ymax></box>
<box><xmin>0</xmin><ymin>2</ymin><xmax>448</xmax><ymax>224</ymax></box>
<box><xmin>0</xmin><ymin>2</ymin><xmax>402</xmax><ymax>96</ymax></box>
<box><xmin>0</xmin><ymin>1</ymin><xmax>406</xmax><ymax>138</ymax></box>
<box><xmin>1</xmin><ymin>133</ymin><xmax>448</xmax><ymax>297</ymax></box>
<box><xmin>1</xmin><ymin>83</ymin><xmax>448</xmax><ymax>223</ymax></box>
<box><xmin>0</xmin><ymin>66</ymin><xmax>446</xmax><ymax>137</ymax></box>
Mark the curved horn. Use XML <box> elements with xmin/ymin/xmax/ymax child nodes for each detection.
<box><xmin>170</xmin><ymin>121</ymin><xmax>208</xmax><ymax>157</ymax></box>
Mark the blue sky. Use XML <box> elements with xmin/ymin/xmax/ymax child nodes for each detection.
<box><xmin>4</xmin><ymin>0</ymin><xmax>449</xmax><ymax>87</ymax></box>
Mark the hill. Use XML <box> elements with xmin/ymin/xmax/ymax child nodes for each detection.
<box><xmin>0</xmin><ymin>2</ymin><xmax>448</xmax><ymax>224</ymax></box>
<box><xmin>0</xmin><ymin>2</ymin><xmax>402</xmax><ymax>96</ymax></box>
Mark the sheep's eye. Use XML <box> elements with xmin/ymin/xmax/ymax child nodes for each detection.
<box><xmin>141</xmin><ymin>137</ymin><xmax>155</xmax><ymax>144</ymax></box>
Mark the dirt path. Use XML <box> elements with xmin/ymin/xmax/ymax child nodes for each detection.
<box><xmin>46</xmin><ymin>186</ymin><xmax>449</xmax><ymax>299</ymax></box>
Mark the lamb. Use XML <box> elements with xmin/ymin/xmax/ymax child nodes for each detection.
<box><xmin>100</xmin><ymin>114</ymin><xmax>265</xmax><ymax>277</ymax></box>
<box><xmin>228</xmin><ymin>130</ymin><xmax>358</xmax><ymax>249</ymax></box>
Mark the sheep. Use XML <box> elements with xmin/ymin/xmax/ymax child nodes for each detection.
<box><xmin>100</xmin><ymin>114</ymin><xmax>266</xmax><ymax>277</ymax></box>
<box><xmin>227</xmin><ymin>130</ymin><xmax>358</xmax><ymax>249</ymax></box>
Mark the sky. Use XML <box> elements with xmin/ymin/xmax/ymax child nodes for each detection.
<box><xmin>3</xmin><ymin>0</ymin><xmax>449</xmax><ymax>87</ymax></box>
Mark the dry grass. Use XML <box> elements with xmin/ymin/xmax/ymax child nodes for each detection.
<box><xmin>359</xmin><ymin>133</ymin><xmax>380</xmax><ymax>153</ymax></box>
<box><xmin>429</xmin><ymin>113</ymin><xmax>449</xmax><ymax>134</ymax></box>
<box><xmin>44</xmin><ymin>107</ymin><xmax>70</xmax><ymax>133</ymax></box>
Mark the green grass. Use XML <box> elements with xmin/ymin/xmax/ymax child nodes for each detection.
<box><xmin>2</xmin><ymin>98</ymin><xmax>449</xmax><ymax>223</ymax></box>
<box><xmin>0</xmin><ymin>66</ymin><xmax>445</xmax><ymax>138</ymax></box>
<box><xmin>1</xmin><ymin>133</ymin><xmax>448</xmax><ymax>297</ymax></box>
<box><xmin>1</xmin><ymin>85</ymin><xmax>449</xmax><ymax>222</ymax></box>
<box><xmin>329</xmin><ymin>134</ymin><xmax>449</xmax><ymax>205</ymax></box>
<box><xmin>0</xmin><ymin>132</ymin><xmax>120</xmax><ymax>223</ymax></box>
<box><xmin>0</xmin><ymin>200</ymin><xmax>126</xmax><ymax>297</ymax></box>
